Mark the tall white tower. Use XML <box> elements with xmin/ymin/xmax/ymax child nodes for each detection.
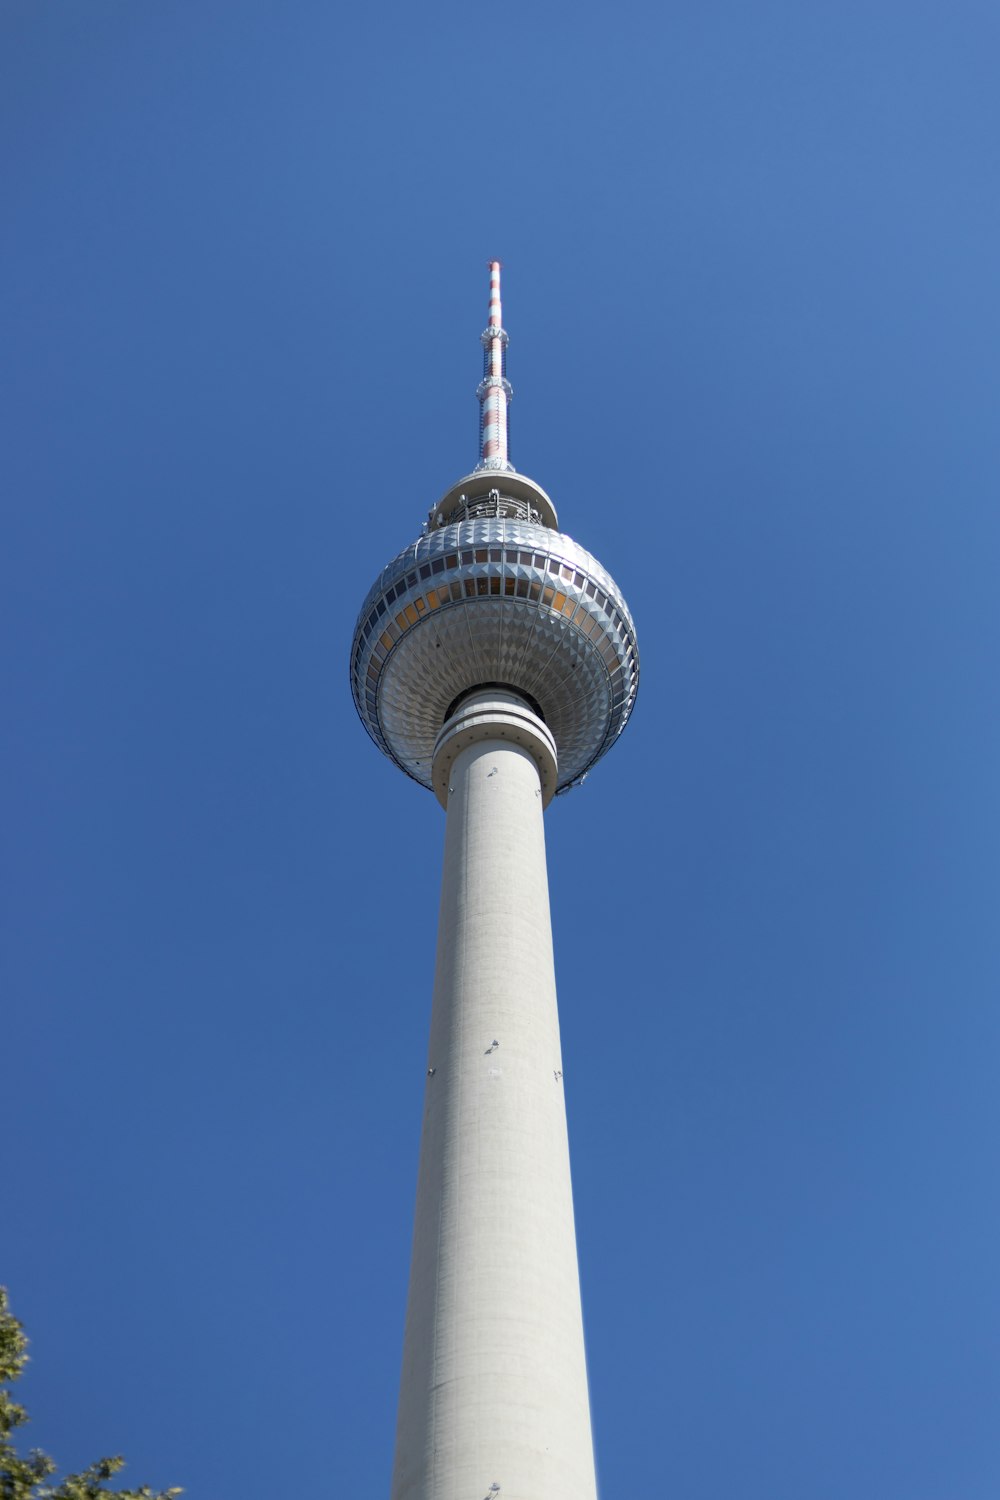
<box><xmin>351</xmin><ymin>264</ymin><xmax>639</xmax><ymax>1500</ymax></box>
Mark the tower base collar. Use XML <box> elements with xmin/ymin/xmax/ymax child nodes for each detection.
<box><xmin>432</xmin><ymin>689</ymin><xmax>558</xmax><ymax>810</ymax></box>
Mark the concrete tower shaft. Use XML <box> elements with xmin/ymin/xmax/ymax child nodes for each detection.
<box><xmin>391</xmin><ymin>691</ymin><xmax>597</xmax><ymax>1500</ymax></box>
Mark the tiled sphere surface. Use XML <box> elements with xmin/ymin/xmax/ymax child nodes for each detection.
<box><xmin>351</xmin><ymin>517</ymin><xmax>639</xmax><ymax>793</ymax></box>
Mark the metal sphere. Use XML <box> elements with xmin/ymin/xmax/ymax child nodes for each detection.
<box><xmin>350</xmin><ymin>513</ymin><xmax>639</xmax><ymax>795</ymax></box>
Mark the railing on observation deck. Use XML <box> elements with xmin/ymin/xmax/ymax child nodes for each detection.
<box><xmin>432</xmin><ymin>488</ymin><xmax>543</xmax><ymax>528</ymax></box>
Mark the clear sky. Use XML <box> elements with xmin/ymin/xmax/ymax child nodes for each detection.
<box><xmin>3</xmin><ymin>2</ymin><xmax>998</xmax><ymax>1496</ymax></box>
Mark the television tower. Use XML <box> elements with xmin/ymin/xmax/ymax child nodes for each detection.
<box><xmin>350</xmin><ymin>263</ymin><xmax>639</xmax><ymax>1500</ymax></box>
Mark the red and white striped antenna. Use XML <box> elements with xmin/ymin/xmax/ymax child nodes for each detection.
<box><xmin>475</xmin><ymin>259</ymin><xmax>514</xmax><ymax>472</ymax></box>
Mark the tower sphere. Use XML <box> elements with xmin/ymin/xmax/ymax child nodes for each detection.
<box><xmin>351</xmin><ymin>441</ymin><xmax>639</xmax><ymax>796</ymax></box>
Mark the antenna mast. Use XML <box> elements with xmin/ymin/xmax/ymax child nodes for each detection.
<box><xmin>476</xmin><ymin>260</ymin><xmax>514</xmax><ymax>472</ymax></box>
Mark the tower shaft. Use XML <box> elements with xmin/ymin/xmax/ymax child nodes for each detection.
<box><xmin>390</xmin><ymin>692</ymin><xmax>598</xmax><ymax>1500</ymax></box>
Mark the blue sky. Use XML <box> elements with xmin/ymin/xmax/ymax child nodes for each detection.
<box><xmin>3</xmin><ymin>2</ymin><xmax>999</xmax><ymax>1496</ymax></box>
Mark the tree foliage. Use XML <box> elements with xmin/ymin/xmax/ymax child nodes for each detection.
<box><xmin>0</xmin><ymin>1289</ymin><xmax>180</xmax><ymax>1500</ymax></box>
